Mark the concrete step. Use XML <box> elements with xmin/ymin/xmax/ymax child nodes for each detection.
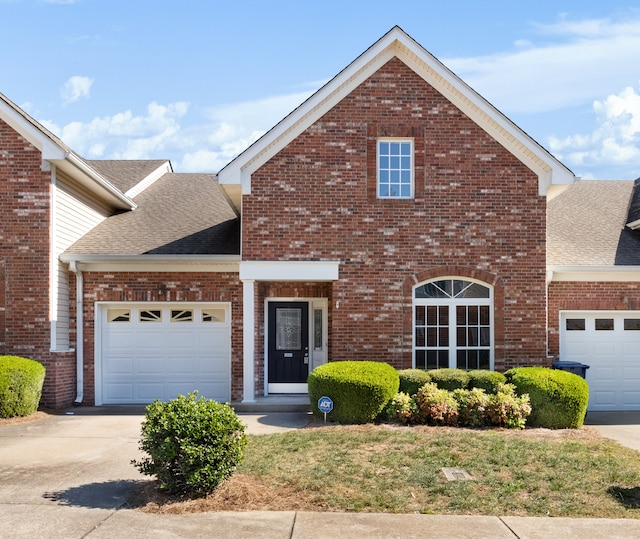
<box><xmin>231</xmin><ymin>395</ymin><xmax>311</xmax><ymax>413</ymax></box>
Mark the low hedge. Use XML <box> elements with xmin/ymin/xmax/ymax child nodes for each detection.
<box><xmin>308</xmin><ymin>361</ymin><xmax>399</xmax><ymax>424</ymax></box>
<box><xmin>467</xmin><ymin>370</ymin><xmax>507</xmax><ymax>394</ymax></box>
<box><xmin>0</xmin><ymin>355</ymin><xmax>46</xmax><ymax>418</ymax></box>
<box><xmin>504</xmin><ymin>367</ymin><xmax>589</xmax><ymax>428</ymax></box>
<box><xmin>426</xmin><ymin>368</ymin><xmax>470</xmax><ymax>391</ymax></box>
<box><xmin>385</xmin><ymin>382</ymin><xmax>531</xmax><ymax>429</ymax></box>
<box><xmin>398</xmin><ymin>369</ymin><xmax>432</xmax><ymax>396</ymax></box>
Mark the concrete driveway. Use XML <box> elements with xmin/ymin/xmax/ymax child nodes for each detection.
<box><xmin>0</xmin><ymin>408</ymin><xmax>312</xmax><ymax>538</ymax></box>
<box><xmin>585</xmin><ymin>411</ymin><xmax>640</xmax><ymax>452</ymax></box>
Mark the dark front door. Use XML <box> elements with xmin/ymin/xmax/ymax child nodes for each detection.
<box><xmin>268</xmin><ymin>301</ymin><xmax>309</xmax><ymax>384</ymax></box>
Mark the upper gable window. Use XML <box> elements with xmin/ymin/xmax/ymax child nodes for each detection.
<box><xmin>377</xmin><ymin>139</ymin><xmax>413</xmax><ymax>199</ymax></box>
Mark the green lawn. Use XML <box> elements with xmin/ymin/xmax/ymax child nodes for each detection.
<box><xmin>136</xmin><ymin>423</ymin><xmax>640</xmax><ymax>518</ymax></box>
<box><xmin>232</xmin><ymin>424</ymin><xmax>640</xmax><ymax>518</ymax></box>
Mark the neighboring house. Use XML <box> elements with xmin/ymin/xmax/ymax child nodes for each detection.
<box><xmin>0</xmin><ymin>27</ymin><xmax>638</xmax><ymax>411</ymax></box>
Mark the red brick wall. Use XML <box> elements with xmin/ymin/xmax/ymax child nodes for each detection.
<box><xmin>242</xmin><ymin>58</ymin><xmax>548</xmax><ymax>371</ymax></box>
<box><xmin>80</xmin><ymin>271</ymin><xmax>243</xmax><ymax>404</ymax></box>
<box><xmin>0</xmin><ymin>118</ymin><xmax>76</xmax><ymax>408</ymax></box>
<box><xmin>548</xmin><ymin>281</ymin><xmax>640</xmax><ymax>357</ymax></box>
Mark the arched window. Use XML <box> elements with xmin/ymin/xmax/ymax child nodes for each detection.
<box><xmin>413</xmin><ymin>278</ymin><xmax>493</xmax><ymax>371</ymax></box>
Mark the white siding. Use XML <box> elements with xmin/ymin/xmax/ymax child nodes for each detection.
<box><xmin>51</xmin><ymin>172</ymin><xmax>112</xmax><ymax>350</ymax></box>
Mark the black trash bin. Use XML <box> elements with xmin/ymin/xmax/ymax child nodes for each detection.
<box><xmin>552</xmin><ymin>361</ymin><xmax>590</xmax><ymax>379</ymax></box>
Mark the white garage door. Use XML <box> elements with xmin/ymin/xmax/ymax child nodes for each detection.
<box><xmin>97</xmin><ymin>303</ymin><xmax>231</xmax><ymax>405</ymax></box>
<box><xmin>560</xmin><ymin>311</ymin><xmax>640</xmax><ymax>411</ymax></box>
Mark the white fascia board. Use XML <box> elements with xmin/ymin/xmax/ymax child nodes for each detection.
<box><xmin>548</xmin><ymin>265</ymin><xmax>640</xmax><ymax>282</ymax></box>
<box><xmin>60</xmin><ymin>254</ymin><xmax>240</xmax><ymax>273</ymax></box>
<box><xmin>0</xmin><ymin>99</ymin><xmax>66</xmax><ymax>160</ymax></box>
<box><xmin>125</xmin><ymin>161</ymin><xmax>173</xmax><ymax>199</ymax></box>
<box><xmin>626</xmin><ymin>218</ymin><xmax>640</xmax><ymax>230</ymax></box>
<box><xmin>240</xmin><ymin>261</ymin><xmax>340</xmax><ymax>282</ymax></box>
<box><xmin>58</xmin><ymin>153</ymin><xmax>136</xmax><ymax>210</ymax></box>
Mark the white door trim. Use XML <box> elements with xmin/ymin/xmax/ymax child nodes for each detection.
<box><xmin>264</xmin><ymin>297</ymin><xmax>328</xmax><ymax>395</ymax></box>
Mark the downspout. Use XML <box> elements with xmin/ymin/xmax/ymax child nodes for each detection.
<box><xmin>69</xmin><ymin>261</ymin><xmax>84</xmax><ymax>404</ymax></box>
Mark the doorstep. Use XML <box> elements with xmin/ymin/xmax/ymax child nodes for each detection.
<box><xmin>231</xmin><ymin>394</ymin><xmax>311</xmax><ymax>413</ymax></box>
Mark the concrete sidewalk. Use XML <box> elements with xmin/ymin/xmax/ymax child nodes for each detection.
<box><xmin>1</xmin><ymin>409</ymin><xmax>639</xmax><ymax>538</ymax></box>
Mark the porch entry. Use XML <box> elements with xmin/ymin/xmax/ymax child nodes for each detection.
<box><xmin>267</xmin><ymin>299</ymin><xmax>327</xmax><ymax>394</ymax></box>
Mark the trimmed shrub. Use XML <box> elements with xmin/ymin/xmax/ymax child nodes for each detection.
<box><xmin>383</xmin><ymin>392</ymin><xmax>419</xmax><ymax>425</ymax></box>
<box><xmin>398</xmin><ymin>369</ymin><xmax>432</xmax><ymax>396</ymax></box>
<box><xmin>427</xmin><ymin>368</ymin><xmax>470</xmax><ymax>391</ymax></box>
<box><xmin>308</xmin><ymin>361</ymin><xmax>399</xmax><ymax>424</ymax></box>
<box><xmin>486</xmin><ymin>383</ymin><xmax>531</xmax><ymax>430</ymax></box>
<box><xmin>0</xmin><ymin>356</ymin><xmax>46</xmax><ymax>418</ymax></box>
<box><xmin>132</xmin><ymin>392</ymin><xmax>247</xmax><ymax>496</ymax></box>
<box><xmin>467</xmin><ymin>370</ymin><xmax>507</xmax><ymax>394</ymax></box>
<box><xmin>453</xmin><ymin>387</ymin><xmax>490</xmax><ymax>427</ymax></box>
<box><xmin>414</xmin><ymin>382</ymin><xmax>458</xmax><ymax>426</ymax></box>
<box><xmin>504</xmin><ymin>367</ymin><xmax>589</xmax><ymax>429</ymax></box>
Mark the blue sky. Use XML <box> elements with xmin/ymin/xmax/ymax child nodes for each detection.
<box><xmin>2</xmin><ymin>0</ymin><xmax>640</xmax><ymax>180</ymax></box>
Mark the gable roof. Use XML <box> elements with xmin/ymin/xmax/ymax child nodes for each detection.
<box><xmin>548</xmin><ymin>179</ymin><xmax>640</xmax><ymax>269</ymax></box>
<box><xmin>0</xmin><ymin>92</ymin><xmax>135</xmax><ymax>211</ymax></box>
<box><xmin>218</xmin><ymin>26</ymin><xmax>574</xmax><ymax>204</ymax></box>
<box><xmin>62</xmin><ymin>173</ymin><xmax>239</xmax><ymax>257</ymax></box>
<box><xmin>86</xmin><ymin>160</ymin><xmax>172</xmax><ymax>195</ymax></box>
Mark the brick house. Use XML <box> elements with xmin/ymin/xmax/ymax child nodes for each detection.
<box><xmin>1</xmin><ymin>27</ymin><xmax>638</xmax><ymax>411</ymax></box>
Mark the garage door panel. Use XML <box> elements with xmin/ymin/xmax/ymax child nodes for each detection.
<box><xmin>136</xmin><ymin>383</ymin><xmax>167</xmax><ymax>401</ymax></box>
<box><xmin>561</xmin><ymin>311</ymin><xmax>640</xmax><ymax>411</ymax></box>
<box><xmin>101</xmin><ymin>304</ymin><xmax>231</xmax><ymax>404</ymax></box>
<box><xmin>622</xmin><ymin>393</ymin><xmax>640</xmax><ymax>407</ymax></box>
<box><xmin>167</xmin><ymin>358</ymin><xmax>198</xmax><ymax>375</ymax></box>
<box><xmin>136</xmin><ymin>357</ymin><xmax>166</xmax><ymax>374</ymax></box>
<box><xmin>104</xmin><ymin>383</ymin><xmax>134</xmax><ymax>402</ymax></box>
<box><xmin>134</xmin><ymin>331</ymin><xmax>168</xmax><ymax>349</ymax></box>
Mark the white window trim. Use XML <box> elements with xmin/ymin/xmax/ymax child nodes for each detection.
<box><xmin>412</xmin><ymin>277</ymin><xmax>494</xmax><ymax>371</ymax></box>
<box><xmin>377</xmin><ymin>137</ymin><xmax>414</xmax><ymax>199</ymax></box>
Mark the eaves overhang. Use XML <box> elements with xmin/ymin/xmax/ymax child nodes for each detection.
<box><xmin>59</xmin><ymin>253</ymin><xmax>241</xmax><ymax>273</ymax></box>
<box><xmin>547</xmin><ymin>265</ymin><xmax>640</xmax><ymax>283</ymax></box>
<box><xmin>1</xmin><ymin>92</ymin><xmax>135</xmax><ymax>211</ymax></box>
<box><xmin>55</xmin><ymin>153</ymin><xmax>136</xmax><ymax>211</ymax></box>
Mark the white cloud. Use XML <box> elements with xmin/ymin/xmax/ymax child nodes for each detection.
<box><xmin>60</xmin><ymin>76</ymin><xmax>94</xmax><ymax>105</ymax></box>
<box><xmin>446</xmin><ymin>16</ymin><xmax>640</xmax><ymax>114</ymax></box>
<box><xmin>548</xmin><ymin>84</ymin><xmax>640</xmax><ymax>179</ymax></box>
<box><xmin>43</xmin><ymin>91</ymin><xmax>311</xmax><ymax>172</ymax></box>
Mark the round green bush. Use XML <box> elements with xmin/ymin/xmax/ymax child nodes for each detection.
<box><xmin>398</xmin><ymin>369</ymin><xmax>432</xmax><ymax>396</ymax></box>
<box><xmin>308</xmin><ymin>361</ymin><xmax>399</xmax><ymax>424</ymax></box>
<box><xmin>427</xmin><ymin>368</ymin><xmax>470</xmax><ymax>391</ymax></box>
<box><xmin>0</xmin><ymin>355</ymin><xmax>46</xmax><ymax>418</ymax></box>
<box><xmin>132</xmin><ymin>392</ymin><xmax>247</xmax><ymax>496</ymax></box>
<box><xmin>504</xmin><ymin>367</ymin><xmax>589</xmax><ymax>429</ymax></box>
<box><xmin>467</xmin><ymin>370</ymin><xmax>507</xmax><ymax>394</ymax></box>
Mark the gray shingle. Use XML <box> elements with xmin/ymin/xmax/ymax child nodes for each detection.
<box><xmin>548</xmin><ymin>180</ymin><xmax>640</xmax><ymax>266</ymax></box>
<box><xmin>65</xmin><ymin>173</ymin><xmax>239</xmax><ymax>255</ymax></box>
<box><xmin>86</xmin><ymin>160</ymin><xmax>171</xmax><ymax>193</ymax></box>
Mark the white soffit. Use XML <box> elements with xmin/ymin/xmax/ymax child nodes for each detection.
<box><xmin>548</xmin><ymin>266</ymin><xmax>640</xmax><ymax>282</ymax></box>
<box><xmin>240</xmin><ymin>261</ymin><xmax>340</xmax><ymax>282</ymax></box>
<box><xmin>217</xmin><ymin>27</ymin><xmax>574</xmax><ymax>197</ymax></box>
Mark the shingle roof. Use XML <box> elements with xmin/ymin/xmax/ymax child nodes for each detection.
<box><xmin>86</xmin><ymin>160</ymin><xmax>170</xmax><ymax>194</ymax></box>
<box><xmin>548</xmin><ymin>180</ymin><xmax>640</xmax><ymax>266</ymax></box>
<box><xmin>65</xmin><ymin>173</ymin><xmax>240</xmax><ymax>255</ymax></box>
